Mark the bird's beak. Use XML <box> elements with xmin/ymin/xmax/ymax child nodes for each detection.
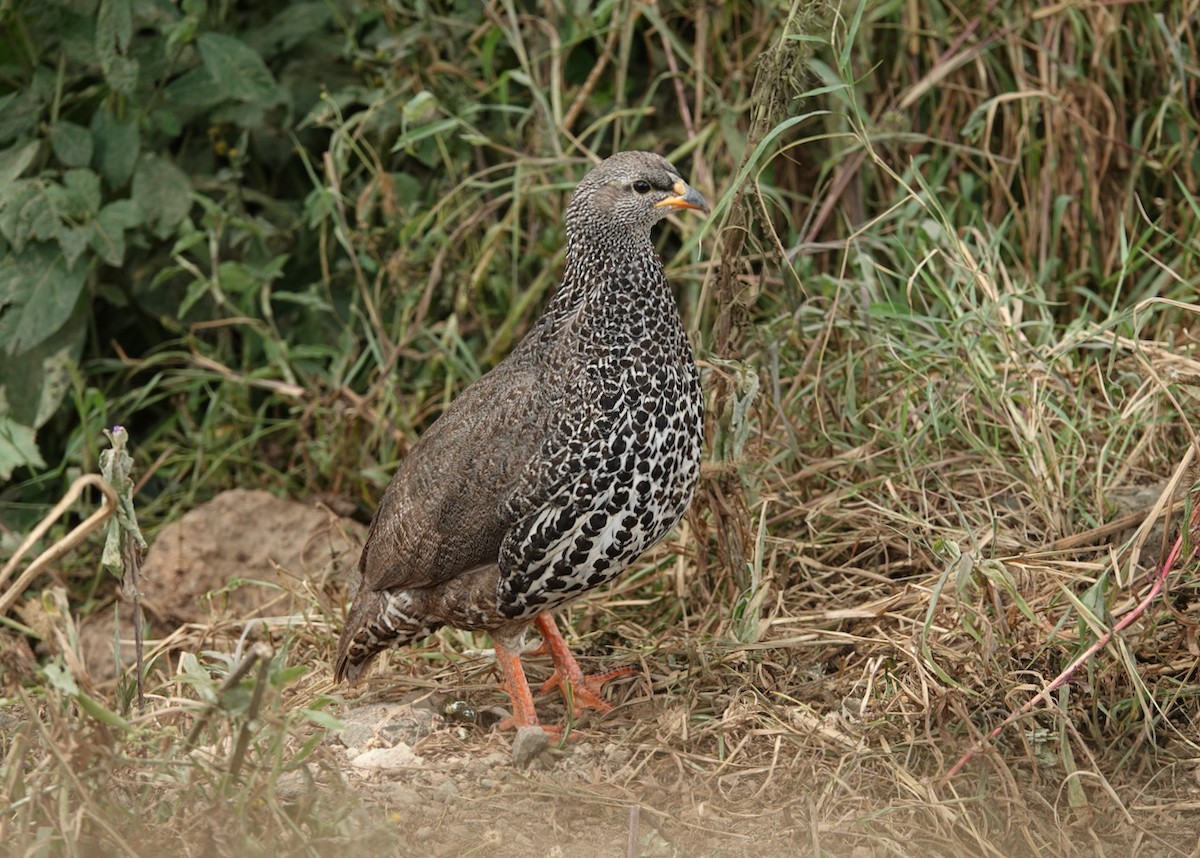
<box><xmin>654</xmin><ymin>178</ymin><xmax>710</xmax><ymax>214</ymax></box>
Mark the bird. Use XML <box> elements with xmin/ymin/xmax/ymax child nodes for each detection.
<box><xmin>334</xmin><ymin>151</ymin><xmax>708</xmax><ymax>732</ymax></box>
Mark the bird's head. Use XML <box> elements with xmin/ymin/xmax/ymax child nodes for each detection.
<box><xmin>565</xmin><ymin>151</ymin><xmax>709</xmax><ymax>245</ymax></box>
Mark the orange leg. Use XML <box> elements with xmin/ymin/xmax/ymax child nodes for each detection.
<box><xmin>493</xmin><ymin>636</ymin><xmax>542</xmax><ymax>731</ymax></box>
<box><xmin>532</xmin><ymin>613</ymin><xmax>636</xmax><ymax>717</ymax></box>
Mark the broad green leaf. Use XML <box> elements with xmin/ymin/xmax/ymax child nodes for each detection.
<box><xmin>96</xmin><ymin>0</ymin><xmax>138</xmax><ymax>95</ymax></box>
<box><xmin>0</xmin><ymin>141</ymin><xmax>41</xmax><ymax>189</ymax></box>
<box><xmin>196</xmin><ymin>33</ymin><xmax>280</xmax><ymax>105</ymax></box>
<box><xmin>90</xmin><ymin>209</ymin><xmax>125</xmax><ymax>265</ymax></box>
<box><xmin>91</xmin><ymin>104</ymin><xmax>139</xmax><ymax>189</ymax></box>
<box><xmin>161</xmin><ymin>67</ymin><xmax>226</xmax><ymax>128</ymax></box>
<box><xmin>0</xmin><ymin>243</ymin><xmax>87</xmax><ymax>356</ymax></box>
<box><xmin>90</xmin><ymin>199</ymin><xmax>142</xmax><ymax>266</ymax></box>
<box><xmin>50</xmin><ymin>120</ymin><xmax>94</xmax><ymax>167</ymax></box>
<box><xmin>163</xmin><ymin>9</ymin><xmax>200</xmax><ymax>54</ymax></box>
<box><xmin>51</xmin><ymin>169</ymin><xmax>103</xmax><ymax>219</ymax></box>
<box><xmin>0</xmin><ymin>311</ymin><xmax>84</xmax><ymax>428</ymax></box>
<box><xmin>33</xmin><ymin>343</ymin><xmax>78</xmax><ymax>427</ymax></box>
<box><xmin>96</xmin><ymin>0</ymin><xmax>132</xmax><ymax>53</ymax></box>
<box><xmin>59</xmin><ymin>225</ymin><xmax>91</xmax><ymax>268</ymax></box>
<box><xmin>216</xmin><ymin>260</ymin><xmax>259</xmax><ymax>296</ymax></box>
<box><xmin>132</xmin><ymin>154</ymin><xmax>192</xmax><ymax>238</ymax></box>
<box><xmin>0</xmin><ymin>181</ymin><xmax>61</xmax><ymax>249</ymax></box>
<box><xmin>0</xmin><ymin>406</ymin><xmax>45</xmax><ymax>481</ymax></box>
<box><xmin>98</xmin><ymin>197</ymin><xmax>143</xmax><ymax>229</ymax></box>
<box><xmin>104</xmin><ymin>55</ymin><xmax>139</xmax><ymax>96</ymax></box>
<box><xmin>0</xmin><ymin>90</ymin><xmax>43</xmax><ymax>145</ymax></box>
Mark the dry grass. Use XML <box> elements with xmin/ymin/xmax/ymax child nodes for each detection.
<box><xmin>3</xmin><ymin>0</ymin><xmax>1200</xmax><ymax>855</ymax></box>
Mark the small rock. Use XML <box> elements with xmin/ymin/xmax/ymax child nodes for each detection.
<box><xmin>351</xmin><ymin>742</ymin><xmax>423</xmax><ymax>769</ymax></box>
<box><xmin>388</xmin><ymin>785</ymin><xmax>421</xmax><ymax>807</ymax></box>
<box><xmin>273</xmin><ymin>769</ymin><xmax>310</xmax><ymax>802</ymax></box>
<box><xmin>414</xmin><ymin>826</ymin><xmax>433</xmax><ymax>842</ymax></box>
<box><xmin>437</xmin><ymin>780</ymin><xmax>460</xmax><ymax>797</ymax></box>
<box><xmin>511</xmin><ymin>726</ymin><xmax>552</xmax><ymax>768</ymax></box>
<box><xmin>337</xmin><ymin>702</ymin><xmax>439</xmax><ymax>749</ymax></box>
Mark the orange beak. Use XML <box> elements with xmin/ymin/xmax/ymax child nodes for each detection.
<box><xmin>654</xmin><ymin>178</ymin><xmax>710</xmax><ymax>213</ymax></box>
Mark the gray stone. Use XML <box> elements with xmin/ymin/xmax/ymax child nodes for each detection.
<box><xmin>511</xmin><ymin>726</ymin><xmax>551</xmax><ymax>768</ymax></box>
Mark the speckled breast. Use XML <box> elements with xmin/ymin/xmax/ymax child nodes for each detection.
<box><xmin>497</xmin><ymin>350</ymin><xmax>703</xmax><ymax>621</ymax></box>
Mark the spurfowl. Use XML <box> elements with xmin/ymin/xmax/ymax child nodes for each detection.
<box><xmin>335</xmin><ymin>151</ymin><xmax>708</xmax><ymax>731</ymax></box>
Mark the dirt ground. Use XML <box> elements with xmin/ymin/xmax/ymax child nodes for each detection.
<box><xmin>81</xmin><ymin>489</ymin><xmax>1200</xmax><ymax>857</ymax></box>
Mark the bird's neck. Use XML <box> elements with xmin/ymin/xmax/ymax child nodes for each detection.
<box><xmin>548</xmin><ymin>233</ymin><xmax>668</xmax><ymax>315</ymax></box>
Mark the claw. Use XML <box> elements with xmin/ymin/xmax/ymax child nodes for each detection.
<box><xmin>532</xmin><ymin>614</ymin><xmax>635</xmax><ymax>717</ymax></box>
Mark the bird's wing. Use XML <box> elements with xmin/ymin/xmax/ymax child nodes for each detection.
<box><xmin>358</xmin><ymin>356</ymin><xmax>550</xmax><ymax>593</ymax></box>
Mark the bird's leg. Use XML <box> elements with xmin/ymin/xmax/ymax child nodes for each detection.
<box><xmin>532</xmin><ymin>613</ymin><xmax>636</xmax><ymax>717</ymax></box>
<box><xmin>493</xmin><ymin>634</ymin><xmax>543</xmax><ymax>731</ymax></box>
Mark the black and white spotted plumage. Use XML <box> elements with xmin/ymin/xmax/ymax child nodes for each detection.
<box><xmin>334</xmin><ymin>151</ymin><xmax>707</xmax><ymax>682</ymax></box>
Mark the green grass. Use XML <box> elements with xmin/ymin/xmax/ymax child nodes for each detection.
<box><xmin>2</xmin><ymin>0</ymin><xmax>1200</xmax><ymax>855</ymax></box>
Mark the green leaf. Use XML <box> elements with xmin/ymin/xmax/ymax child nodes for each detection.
<box><xmin>196</xmin><ymin>33</ymin><xmax>281</xmax><ymax>105</ymax></box>
<box><xmin>0</xmin><ymin>89</ymin><xmax>44</xmax><ymax>145</ymax></box>
<box><xmin>51</xmin><ymin>169</ymin><xmax>103</xmax><ymax>219</ymax></box>
<box><xmin>0</xmin><ymin>401</ymin><xmax>45</xmax><ymax>481</ymax></box>
<box><xmin>91</xmin><ymin>104</ymin><xmax>139</xmax><ymax>189</ymax></box>
<box><xmin>50</xmin><ymin>120</ymin><xmax>94</xmax><ymax>167</ymax></box>
<box><xmin>90</xmin><ymin>199</ymin><xmax>142</xmax><ymax>266</ymax></box>
<box><xmin>132</xmin><ymin>154</ymin><xmax>192</xmax><ymax>238</ymax></box>
<box><xmin>161</xmin><ymin>67</ymin><xmax>226</xmax><ymax>128</ymax></box>
<box><xmin>0</xmin><ymin>181</ymin><xmax>61</xmax><ymax>249</ymax></box>
<box><xmin>33</xmin><ymin>343</ymin><xmax>78</xmax><ymax>428</ymax></box>
<box><xmin>176</xmin><ymin>652</ymin><xmax>219</xmax><ymax>703</ymax></box>
<box><xmin>215</xmin><ymin>260</ymin><xmax>258</xmax><ymax>296</ymax></box>
<box><xmin>43</xmin><ymin>656</ymin><xmax>132</xmax><ymax>730</ymax></box>
<box><xmin>99</xmin><ymin>197</ymin><xmax>142</xmax><ymax>229</ymax></box>
<box><xmin>97</xmin><ymin>0</ymin><xmax>132</xmax><ymax>53</ymax></box>
<box><xmin>76</xmin><ymin>691</ymin><xmax>133</xmax><ymax>731</ymax></box>
<box><xmin>247</xmin><ymin>3</ymin><xmax>333</xmax><ymax>54</ymax></box>
<box><xmin>300</xmin><ymin>707</ymin><xmax>344</xmax><ymax>731</ymax></box>
<box><xmin>0</xmin><ymin>311</ymin><xmax>85</xmax><ymax>428</ymax></box>
<box><xmin>178</xmin><ymin>274</ymin><xmax>210</xmax><ymax>318</ymax></box>
<box><xmin>90</xmin><ymin>209</ymin><xmax>126</xmax><ymax>265</ymax></box>
<box><xmin>105</xmin><ymin>56</ymin><xmax>139</xmax><ymax>96</ymax></box>
<box><xmin>0</xmin><ymin>244</ymin><xmax>87</xmax><ymax>356</ymax></box>
<box><xmin>0</xmin><ymin>141</ymin><xmax>41</xmax><ymax>190</ymax></box>
<box><xmin>41</xmin><ymin>660</ymin><xmax>79</xmax><ymax>696</ymax></box>
<box><xmin>59</xmin><ymin>226</ymin><xmax>91</xmax><ymax>268</ymax></box>
<box><xmin>96</xmin><ymin>0</ymin><xmax>138</xmax><ymax>96</ymax></box>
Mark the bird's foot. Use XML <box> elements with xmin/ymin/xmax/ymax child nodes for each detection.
<box><xmin>532</xmin><ymin>613</ymin><xmax>636</xmax><ymax>717</ymax></box>
<box><xmin>538</xmin><ymin>664</ymin><xmax>637</xmax><ymax>717</ymax></box>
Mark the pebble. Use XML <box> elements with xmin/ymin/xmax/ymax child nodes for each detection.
<box><xmin>511</xmin><ymin>726</ymin><xmax>551</xmax><ymax>768</ymax></box>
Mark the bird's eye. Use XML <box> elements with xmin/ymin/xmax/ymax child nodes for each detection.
<box><xmin>632</xmin><ymin>179</ymin><xmax>652</xmax><ymax>194</ymax></box>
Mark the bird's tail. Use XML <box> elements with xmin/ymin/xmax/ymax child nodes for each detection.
<box><xmin>334</xmin><ymin>588</ymin><xmax>441</xmax><ymax>683</ymax></box>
